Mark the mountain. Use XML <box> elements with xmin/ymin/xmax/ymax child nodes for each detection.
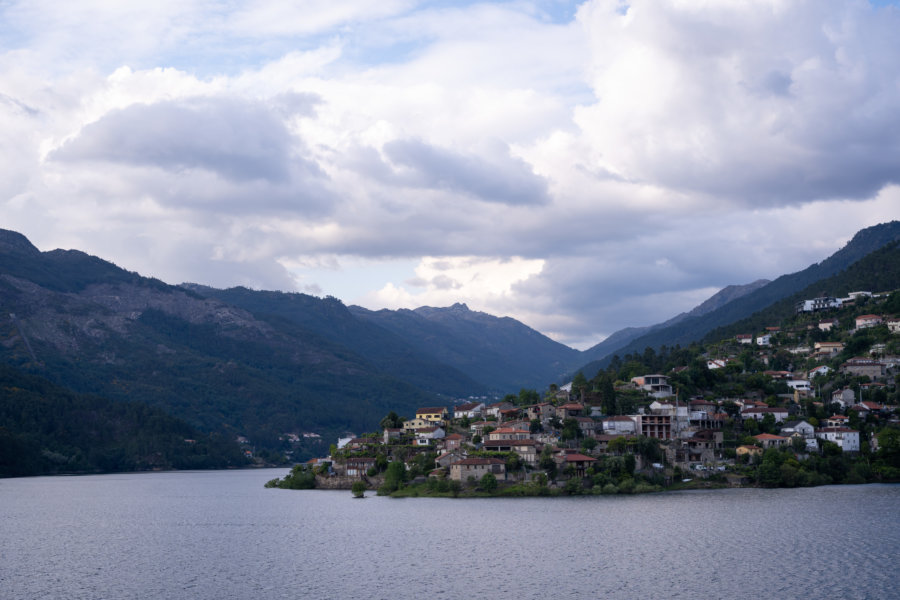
<box><xmin>578</xmin><ymin>279</ymin><xmax>770</xmax><ymax>366</ymax></box>
<box><xmin>350</xmin><ymin>302</ymin><xmax>581</xmax><ymax>392</ymax></box>
<box><xmin>704</xmin><ymin>239</ymin><xmax>900</xmax><ymax>342</ymax></box>
<box><xmin>183</xmin><ymin>284</ymin><xmax>486</xmax><ymax>397</ymax></box>
<box><xmin>0</xmin><ymin>230</ymin><xmax>437</xmax><ymax>449</ymax></box>
<box><xmin>572</xmin><ymin>220</ymin><xmax>900</xmax><ymax>376</ymax></box>
<box><xmin>0</xmin><ymin>363</ymin><xmax>248</xmax><ymax>477</ymax></box>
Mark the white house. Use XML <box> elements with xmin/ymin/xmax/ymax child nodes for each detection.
<box><xmin>795</xmin><ymin>297</ymin><xmax>842</xmax><ymax>313</ymax></box>
<box><xmin>786</xmin><ymin>380</ymin><xmax>812</xmax><ymax>397</ymax></box>
<box><xmin>815</xmin><ymin>427</ymin><xmax>860</xmax><ymax>452</ymax></box>
<box><xmin>453</xmin><ymin>402</ymin><xmax>485</xmax><ymax>420</ymax></box>
<box><xmin>630</xmin><ymin>375</ymin><xmax>673</xmax><ymax>398</ymax></box>
<box><xmin>602</xmin><ymin>415</ymin><xmax>637</xmax><ymax>435</ymax></box>
<box><xmin>808</xmin><ymin>365</ymin><xmax>831</xmax><ymax>379</ymax></box>
<box><xmin>855</xmin><ymin>314</ymin><xmax>883</xmax><ymax>330</ymax></box>
<box><xmin>888</xmin><ymin>318</ymin><xmax>900</xmax><ymax>334</ymax></box>
<box><xmin>741</xmin><ymin>406</ymin><xmax>789</xmax><ymax>423</ymax></box>
<box><xmin>756</xmin><ymin>334</ymin><xmax>772</xmax><ymax>346</ymax></box>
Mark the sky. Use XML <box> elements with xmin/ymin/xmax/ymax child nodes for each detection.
<box><xmin>1</xmin><ymin>0</ymin><xmax>900</xmax><ymax>350</ymax></box>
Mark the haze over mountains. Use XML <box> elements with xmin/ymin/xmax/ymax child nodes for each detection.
<box><xmin>1</xmin><ymin>220</ymin><xmax>899</xmax><ymax>453</ymax></box>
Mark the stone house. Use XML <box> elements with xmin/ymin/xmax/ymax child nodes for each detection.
<box><xmin>449</xmin><ymin>457</ymin><xmax>506</xmax><ymax>482</ymax></box>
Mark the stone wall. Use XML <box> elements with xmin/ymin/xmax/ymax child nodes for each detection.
<box><xmin>314</xmin><ymin>474</ymin><xmax>384</xmax><ymax>490</ymax></box>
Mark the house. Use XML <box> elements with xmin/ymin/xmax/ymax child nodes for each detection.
<box><xmin>825</xmin><ymin>414</ymin><xmax>849</xmax><ymax>428</ymax></box>
<box><xmin>442</xmin><ymin>433</ymin><xmax>464</xmax><ymax>452</ymax></box>
<box><xmin>815</xmin><ymin>427</ymin><xmax>860</xmax><ymax>452</ymax></box>
<box><xmin>485</xmin><ymin>401</ymin><xmax>515</xmax><ymax>419</ymax></box>
<box><xmin>831</xmin><ymin>388</ymin><xmax>855</xmax><ymax>408</ymax></box>
<box><xmin>469</xmin><ymin>420</ymin><xmax>493</xmax><ymax>436</ymax></box>
<box><xmin>818</xmin><ymin>318</ymin><xmax>839</xmax><ymax>332</ymax></box>
<box><xmin>814</xmin><ymin>342</ymin><xmax>844</xmax><ymax>357</ymax></box>
<box><xmin>416</xmin><ymin>407</ymin><xmax>449</xmax><ymax>425</ymax></box>
<box><xmin>453</xmin><ymin>402</ymin><xmax>485</xmax><ymax>420</ymax></box>
<box><xmin>556</xmin><ymin>403</ymin><xmax>585</xmax><ymax>419</ymax></box>
<box><xmin>403</xmin><ymin>418</ymin><xmax>435</xmax><ymax>433</ymax></box>
<box><xmin>602</xmin><ymin>415</ymin><xmax>637</xmax><ymax>435</ymax></box>
<box><xmin>736</xmin><ymin>445</ymin><xmax>763</xmax><ymax>458</ymax></box>
<box><xmin>808</xmin><ymin>365</ymin><xmax>831</xmax><ymax>379</ymax></box>
<box><xmin>786</xmin><ymin>380</ymin><xmax>812</xmax><ymax>397</ymax></box>
<box><xmin>482</xmin><ymin>439</ymin><xmax>539</xmax><ymax>465</ymax></box>
<box><xmin>499</xmin><ymin>408</ymin><xmax>522</xmax><ymax>421</ymax></box>
<box><xmin>888</xmin><ymin>318</ymin><xmax>900</xmax><ymax>334</ymax></box>
<box><xmin>574</xmin><ymin>416</ymin><xmax>599</xmax><ymax>437</ymax></box>
<box><xmin>595</xmin><ymin>434</ymin><xmax>633</xmax><ymax>453</ymax></box>
<box><xmin>689</xmin><ymin>399</ymin><xmax>718</xmax><ymax>416</ymax></box>
<box><xmin>345</xmin><ymin>457</ymin><xmax>376</xmax><ymax>477</ymax></box>
<box><xmin>630</xmin><ymin>374</ymin><xmax>674</xmax><ymax>398</ymax></box>
<box><xmin>415</xmin><ymin>427</ymin><xmax>445</xmax><ymax>444</ymax></box>
<box><xmin>487</xmin><ymin>427</ymin><xmax>530</xmax><ymax>441</ymax></box>
<box><xmin>741</xmin><ymin>406</ymin><xmax>789</xmax><ymax>423</ymax></box>
<box><xmin>855</xmin><ymin>314</ymin><xmax>883</xmax><ymax>330</ymax></box>
<box><xmin>841</xmin><ymin>357</ymin><xmax>886</xmax><ymax>380</ymax></box>
<box><xmin>635</xmin><ymin>412</ymin><xmax>674</xmax><ymax>440</ymax></box>
<box><xmin>780</xmin><ymin>420</ymin><xmax>815</xmax><ymax>439</ymax></box>
<box><xmin>525</xmin><ymin>403</ymin><xmax>554</xmax><ymax>422</ymax></box>
<box><xmin>557</xmin><ymin>452</ymin><xmax>597</xmax><ymax>478</ymax></box>
<box><xmin>736</xmin><ymin>334</ymin><xmax>753</xmax><ymax>344</ymax></box>
<box><xmin>753</xmin><ymin>433</ymin><xmax>789</xmax><ymax>449</ymax></box>
<box><xmin>436</xmin><ymin>451</ymin><xmax>465</xmax><ymax>469</ymax></box>
<box><xmin>795</xmin><ymin>297</ymin><xmax>841</xmax><ymax>313</ymax></box>
<box><xmin>756</xmin><ymin>334</ymin><xmax>772</xmax><ymax>346</ymax></box>
<box><xmin>449</xmin><ymin>457</ymin><xmax>506</xmax><ymax>482</ymax></box>
<box><xmin>707</xmin><ymin>359</ymin><xmax>729</xmax><ymax>370</ymax></box>
<box><xmin>383</xmin><ymin>428</ymin><xmax>404</xmax><ymax>444</ymax></box>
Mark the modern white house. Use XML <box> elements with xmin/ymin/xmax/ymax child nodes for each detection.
<box><xmin>630</xmin><ymin>374</ymin><xmax>674</xmax><ymax>398</ymax></box>
<box><xmin>815</xmin><ymin>427</ymin><xmax>860</xmax><ymax>452</ymax></box>
<box><xmin>795</xmin><ymin>297</ymin><xmax>841</xmax><ymax>313</ymax></box>
<box><xmin>602</xmin><ymin>415</ymin><xmax>637</xmax><ymax>435</ymax></box>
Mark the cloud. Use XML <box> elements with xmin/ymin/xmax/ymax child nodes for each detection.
<box><xmin>570</xmin><ymin>0</ymin><xmax>900</xmax><ymax>204</ymax></box>
<box><xmin>3</xmin><ymin>0</ymin><xmax>900</xmax><ymax>352</ymax></box>
<box><xmin>377</xmin><ymin>138</ymin><xmax>550</xmax><ymax>205</ymax></box>
<box><xmin>50</xmin><ymin>96</ymin><xmax>312</xmax><ymax>183</ymax></box>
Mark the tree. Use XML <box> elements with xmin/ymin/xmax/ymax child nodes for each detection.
<box><xmin>572</xmin><ymin>372</ymin><xmax>588</xmax><ymax>402</ymax></box>
<box><xmin>379</xmin><ymin>411</ymin><xmax>404</xmax><ymax>429</ymax></box>
<box><xmin>518</xmin><ymin>388</ymin><xmax>540</xmax><ymax>405</ymax></box>
<box><xmin>581</xmin><ymin>437</ymin><xmax>598</xmax><ymax>453</ymax></box>
<box><xmin>480</xmin><ymin>472</ymin><xmax>498</xmax><ymax>492</ymax></box>
<box><xmin>539</xmin><ymin>445</ymin><xmax>557</xmax><ymax>479</ymax></box>
<box><xmin>351</xmin><ymin>481</ymin><xmax>366</xmax><ymax>498</ymax></box>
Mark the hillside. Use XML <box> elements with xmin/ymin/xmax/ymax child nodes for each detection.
<box><xmin>0</xmin><ymin>364</ymin><xmax>248</xmax><ymax>477</ymax></box>
<box><xmin>350</xmin><ymin>303</ymin><xmax>581</xmax><ymax>392</ymax></box>
<box><xmin>184</xmin><ymin>285</ymin><xmax>486</xmax><ymax>397</ymax></box>
<box><xmin>705</xmin><ymin>240</ymin><xmax>900</xmax><ymax>342</ymax></box>
<box><xmin>0</xmin><ymin>230</ymin><xmax>436</xmax><ymax>450</ymax></box>
<box><xmin>579</xmin><ymin>279</ymin><xmax>770</xmax><ymax>366</ymax></box>
<box><xmin>573</xmin><ymin>220</ymin><xmax>900</xmax><ymax>377</ymax></box>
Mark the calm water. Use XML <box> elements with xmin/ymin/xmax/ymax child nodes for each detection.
<box><xmin>1</xmin><ymin>469</ymin><xmax>898</xmax><ymax>600</ymax></box>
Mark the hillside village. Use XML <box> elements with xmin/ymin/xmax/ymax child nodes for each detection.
<box><xmin>268</xmin><ymin>289</ymin><xmax>900</xmax><ymax>495</ymax></box>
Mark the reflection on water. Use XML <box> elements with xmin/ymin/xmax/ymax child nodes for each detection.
<box><xmin>1</xmin><ymin>470</ymin><xmax>897</xmax><ymax>600</ymax></box>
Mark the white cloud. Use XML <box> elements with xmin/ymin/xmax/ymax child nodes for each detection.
<box><xmin>2</xmin><ymin>0</ymin><xmax>900</xmax><ymax>351</ymax></box>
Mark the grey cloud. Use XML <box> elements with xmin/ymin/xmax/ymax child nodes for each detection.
<box><xmin>51</xmin><ymin>97</ymin><xmax>312</xmax><ymax>183</ymax></box>
<box><xmin>381</xmin><ymin>138</ymin><xmax>550</xmax><ymax>206</ymax></box>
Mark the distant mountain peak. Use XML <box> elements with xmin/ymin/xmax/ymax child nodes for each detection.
<box><xmin>0</xmin><ymin>229</ymin><xmax>40</xmax><ymax>256</ymax></box>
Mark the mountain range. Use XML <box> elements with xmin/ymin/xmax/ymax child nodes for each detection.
<box><xmin>1</xmin><ymin>220</ymin><xmax>899</xmax><ymax>453</ymax></box>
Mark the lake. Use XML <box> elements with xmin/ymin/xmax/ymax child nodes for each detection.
<box><xmin>1</xmin><ymin>469</ymin><xmax>898</xmax><ymax>599</ymax></box>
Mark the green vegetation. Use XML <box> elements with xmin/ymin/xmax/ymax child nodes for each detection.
<box><xmin>0</xmin><ymin>364</ymin><xmax>248</xmax><ymax>477</ymax></box>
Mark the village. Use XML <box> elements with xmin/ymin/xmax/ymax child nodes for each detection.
<box><xmin>268</xmin><ymin>290</ymin><xmax>900</xmax><ymax>495</ymax></box>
